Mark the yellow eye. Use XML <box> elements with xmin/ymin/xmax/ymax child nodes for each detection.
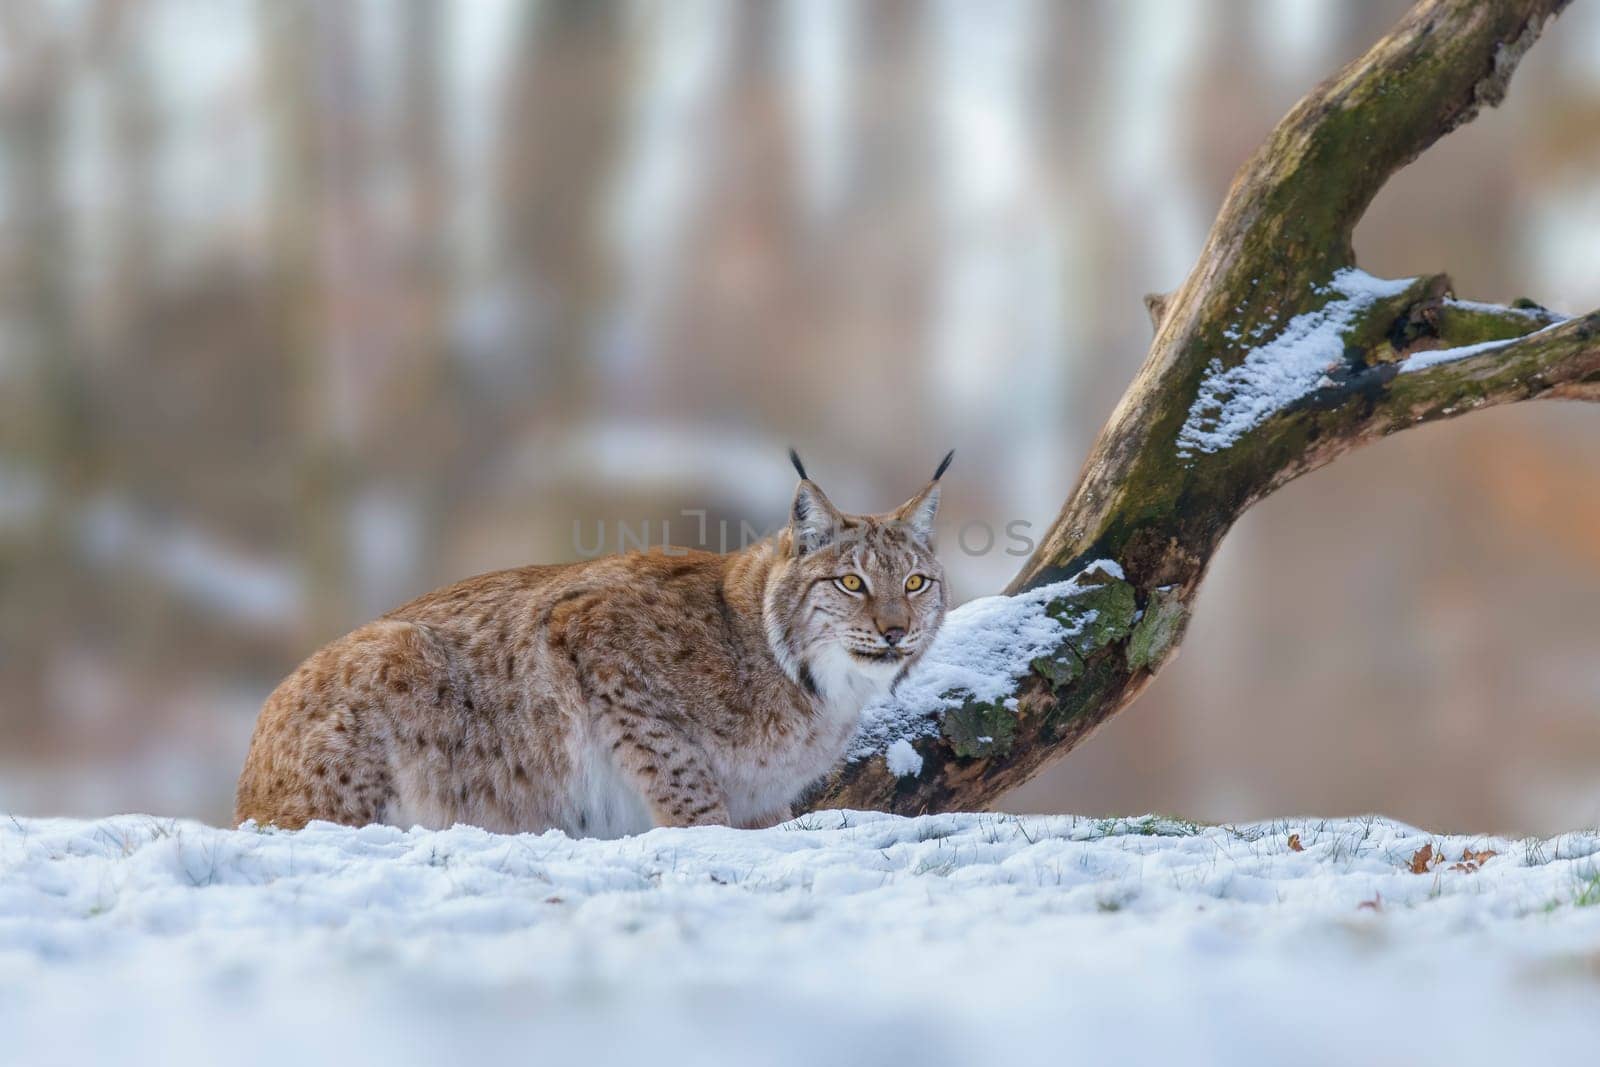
<box><xmin>838</xmin><ymin>574</ymin><xmax>864</xmax><ymax>593</ymax></box>
<box><xmin>905</xmin><ymin>574</ymin><xmax>926</xmax><ymax>592</ymax></box>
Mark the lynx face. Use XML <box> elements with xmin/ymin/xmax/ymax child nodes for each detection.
<box><xmin>763</xmin><ymin>455</ymin><xmax>950</xmax><ymax>703</ymax></box>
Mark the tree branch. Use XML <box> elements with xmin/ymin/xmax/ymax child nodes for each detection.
<box><xmin>807</xmin><ymin>0</ymin><xmax>1593</xmax><ymax>815</ymax></box>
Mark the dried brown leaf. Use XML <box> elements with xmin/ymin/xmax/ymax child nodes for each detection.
<box><xmin>1288</xmin><ymin>833</ymin><xmax>1303</xmax><ymax>852</ymax></box>
<box><xmin>1446</xmin><ymin>848</ymin><xmax>1498</xmax><ymax>874</ymax></box>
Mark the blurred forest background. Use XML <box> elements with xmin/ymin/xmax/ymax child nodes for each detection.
<box><xmin>2</xmin><ymin>0</ymin><xmax>1598</xmax><ymax>833</ymax></box>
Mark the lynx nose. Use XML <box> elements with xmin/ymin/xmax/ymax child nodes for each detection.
<box><xmin>880</xmin><ymin>626</ymin><xmax>907</xmax><ymax>647</ymax></box>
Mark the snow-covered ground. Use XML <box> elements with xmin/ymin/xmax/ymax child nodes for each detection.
<box><xmin>4</xmin><ymin>811</ymin><xmax>1600</xmax><ymax>1066</ymax></box>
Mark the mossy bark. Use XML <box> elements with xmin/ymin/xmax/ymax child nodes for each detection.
<box><xmin>808</xmin><ymin>0</ymin><xmax>1598</xmax><ymax>817</ymax></box>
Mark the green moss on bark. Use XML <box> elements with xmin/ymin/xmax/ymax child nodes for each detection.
<box><xmin>1127</xmin><ymin>587</ymin><xmax>1189</xmax><ymax>673</ymax></box>
<box><xmin>1043</xmin><ymin>653</ymin><xmax>1123</xmax><ymax>731</ymax></box>
<box><xmin>1435</xmin><ymin>302</ymin><xmax>1559</xmax><ymax>347</ymax></box>
<box><xmin>941</xmin><ymin>698</ymin><xmax>1017</xmax><ymax>759</ymax></box>
<box><xmin>1046</xmin><ymin>575</ymin><xmax>1137</xmax><ymax>657</ymax></box>
<box><xmin>1030</xmin><ymin>650</ymin><xmax>1082</xmax><ymax>688</ymax></box>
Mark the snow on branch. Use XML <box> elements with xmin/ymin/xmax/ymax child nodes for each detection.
<box><xmin>1398</xmin><ymin>315</ymin><xmax>1569</xmax><ymax>374</ymax></box>
<box><xmin>1177</xmin><ymin>270</ymin><xmax>1417</xmax><ymax>457</ymax></box>
<box><xmin>849</xmin><ymin>560</ymin><xmax>1129</xmax><ymax>766</ymax></box>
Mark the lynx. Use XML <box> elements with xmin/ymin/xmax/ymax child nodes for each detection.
<box><xmin>235</xmin><ymin>451</ymin><xmax>951</xmax><ymax>836</ymax></box>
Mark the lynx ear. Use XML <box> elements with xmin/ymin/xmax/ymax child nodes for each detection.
<box><xmin>788</xmin><ymin>451</ymin><xmax>844</xmax><ymax>555</ymax></box>
<box><xmin>893</xmin><ymin>483</ymin><xmax>940</xmax><ymax>546</ymax></box>
<box><xmin>790</xmin><ymin>480</ymin><xmax>844</xmax><ymax>555</ymax></box>
<box><xmin>894</xmin><ymin>450</ymin><xmax>952</xmax><ymax>546</ymax></box>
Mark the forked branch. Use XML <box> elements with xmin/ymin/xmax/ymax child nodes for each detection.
<box><xmin>808</xmin><ymin>0</ymin><xmax>1597</xmax><ymax>814</ymax></box>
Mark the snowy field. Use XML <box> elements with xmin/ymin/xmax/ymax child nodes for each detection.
<box><xmin>4</xmin><ymin>811</ymin><xmax>1600</xmax><ymax>1066</ymax></box>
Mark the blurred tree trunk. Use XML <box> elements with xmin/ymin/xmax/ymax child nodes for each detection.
<box><xmin>0</xmin><ymin>7</ymin><xmax>82</xmax><ymax>746</ymax></box>
<box><xmin>260</xmin><ymin>0</ymin><xmax>345</xmax><ymax>643</ymax></box>
<box><xmin>497</xmin><ymin>0</ymin><xmax>632</xmax><ymax>416</ymax></box>
<box><xmin>398</xmin><ymin>0</ymin><xmax>456</xmax><ymax>592</ymax></box>
<box><xmin>811</xmin><ymin>0</ymin><xmax>1600</xmax><ymax>816</ymax></box>
<box><xmin>0</xmin><ymin>11</ymin><xmax>81</xmax><ymax>489</ymax></box>
<box><xmin>100</xmin><ymin>0</ymin><xmax>157</xmax><ymax>366</ymax></box>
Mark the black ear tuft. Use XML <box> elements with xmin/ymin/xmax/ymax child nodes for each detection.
<box><xmin>788</xmin><ymin>447</ymin><xmax>808</xmax><ymax>481</ymax></box>
<box><xmin>932</xmin><ymin>449</ymin><xmax>955</xmax><ymax>482</ymax></box>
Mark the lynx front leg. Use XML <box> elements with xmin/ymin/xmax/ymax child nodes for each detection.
<box><xmin>592</xmin><ymin>703</ymin><xmax>730</xmax><ymax>828</ymax></box>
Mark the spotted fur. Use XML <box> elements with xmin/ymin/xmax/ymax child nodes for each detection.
<box><xmin>235</xmin><ymin>457</ymin><xmax>950</xmax><ymax>836</ymax></box>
